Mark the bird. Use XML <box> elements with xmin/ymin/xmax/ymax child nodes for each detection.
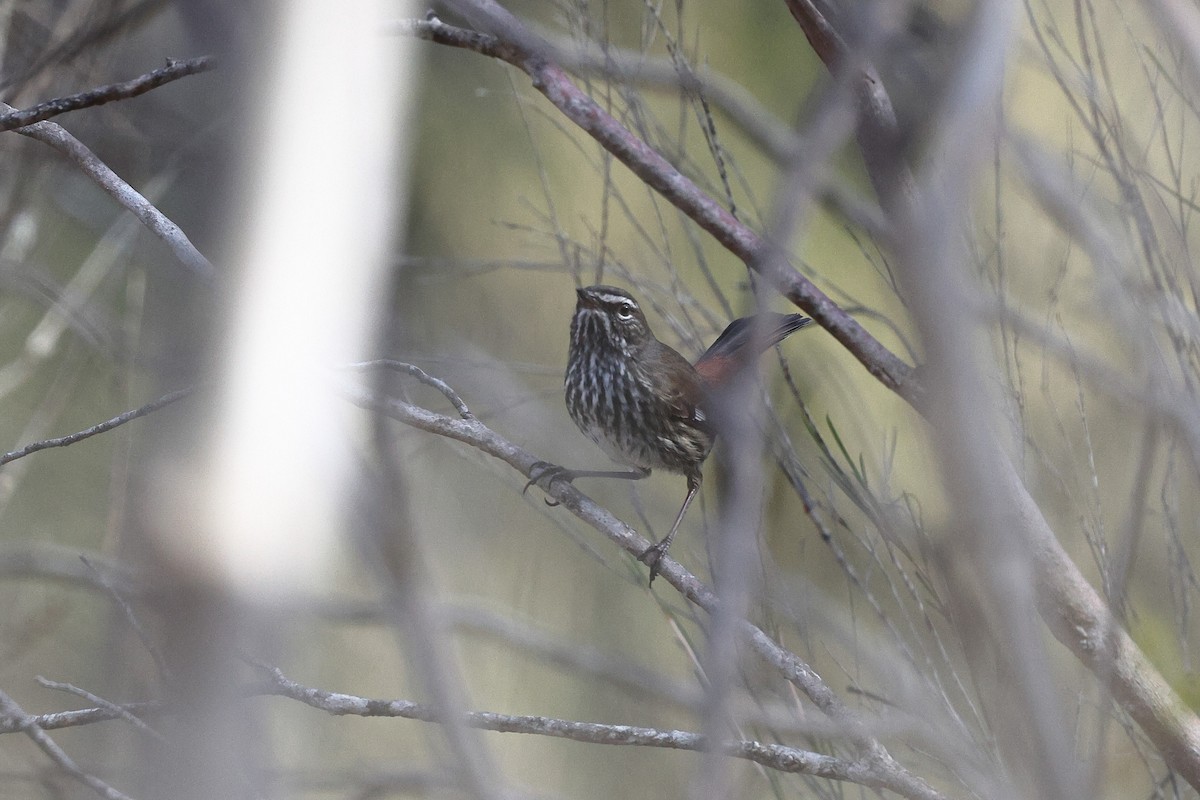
<box><xmin>527</xmin><ymin>285</ymin><xmax>812</xmax><ymax>584</ymax></box>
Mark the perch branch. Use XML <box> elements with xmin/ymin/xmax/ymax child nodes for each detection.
<box><xmin>346</xmin><ymin>360</ymin><xmax>473</xmax><ymax>419</ymax></box>
<box><xmin>341</xmin><ymin>380</ymin><xmax>942</xmax><ymax>800</ymax></box>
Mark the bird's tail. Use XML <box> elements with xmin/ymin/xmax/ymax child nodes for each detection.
<box><xmin>693</xmin><ymin>312</ymin><xmax>812</xmax><ymax>385</ymax></box>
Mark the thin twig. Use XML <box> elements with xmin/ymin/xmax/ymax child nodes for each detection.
<box><xmin>0</xmin><ymin>56</ymin><xmax>216</xmax><ymax>133</ymax></box>
<box><xmin>0</xmin><ymin>701</ymin><xmax>160</xmax><ymax>734</ymax></box>
<box><xmin>35</xmin><ymin>678</ymin><xmax>164</xmax><ymax>743</ymax></box>
<box><xmin>78</xmin><ymin>557</ymin><xmax>173</xmax><ymax>683</ymax></box>
<box><xmin>0</xmin><ymin>387</ymin><xmax>194</xmax><ymax>467</ymax></box>
<box><xmin>0</xmin><ymin>688</ymin><xmax>136</xmax><ymax>800</ymax></box>
<box><xmin>346</xmin><ymin>360</ymin><xmax>473</xmax><ymax>419</ymax></box>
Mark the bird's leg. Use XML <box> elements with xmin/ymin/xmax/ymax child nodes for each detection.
<box><xmin>639</xmin><ymin>471</ymin><xmax>701</xmax><ymax>584</ymax></box>
<box><xmin>523</xmin><ymin>462</ymin><xmax>650</xmax><ymax>505</ymax></box>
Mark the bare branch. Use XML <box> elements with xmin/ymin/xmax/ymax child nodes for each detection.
<box><xmin>0</xmin><ymin>387</ymin><xmax>194</xmax><ymax>466</ymax></box>
<box><xmin>9</xmin><ymin>114</ymin><xmax>216</xmax><ymax>282</ymax></box>
<box><xmin>35</xmin><ymin>678</ymin><xmax>164</xmax><ymax>743</ymax></box>
<box><xmin>0</xmin><ymin>688</ymin><xmax>136</xmax><ymax>800</ymax></box>
<box><xmin>0</xmin><ymin>702</ymin><xmax>158</xmax><ymax>734</ymax></box>
<box><xmin>779</xmin><ymin>0</ymin><xmax>1200</xmax><ymax>790</ymax></box>
<box><xmin>347</xmin><ymin>360</ymin><xmax>474</xmax><ymax>419</ymax></box>
<box><xmin>0</xmin><ymin>56</ymin><xmax>216</xmax><ymax>133</ymax></box>
<box><xmin>399</xmin><ymin>15</ymin><xmax>888</xmax><ymax>240</ymax></box>
<box><xmin>253</xmin><ymin>664</ymin><xmax>943</xmax><ymax>799</ymax></box>
<box><xmin>339</xmin><ymin>380</ymin><xmax>943</xmax><ymax>800</ymax></box>
<box><xmin>542</xmin><ymin>34</ymin><xmax>799</xmax><ymax>162</ymax></box>
<box><xmin>0</xmin><ymin>668</ymin><xmax>943</xmax><ymax>800</ymax></box>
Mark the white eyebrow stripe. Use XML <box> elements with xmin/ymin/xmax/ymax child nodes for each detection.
<box><xmin>596</xmin><ymin>292</ymin><xmax>634</xmax><ymax>305</ymax></box>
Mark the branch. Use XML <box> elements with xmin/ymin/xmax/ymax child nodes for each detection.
<box><xmin>35</xmin><ymin>678</ymin><xmax>164</xmax><ymax>743</ymax></box>
<box><xmin>9</xmin><ymin>114</ymin><xmax>216</xmax><ymax>282</ymax></box>
<box><xmin>0</xmin><ymin>688</ymin><xmax>136</xmax><ymax>800</ymax></box>
<box><xmin>253</xmin><ymin>664</ymin><xmax>939</xmax><ymax>798</ymax></box>
<box><xmin>340</xmin><ymin>381</ymin><xmax>944</xmax><ymax>800</ymax></box>
<box><xmin>0</xmin><ymin>665</ymin><xmax>939</xmax><ymax>799</ymax></box>
<box><xmin>0</xmin><ymin>700</ymin><xmax>159</xmax><ymax>733</ymax></box>
<box><xmin>403</xmin><ymin>4</ymin><xmax>1200</xmax><ymax>790</ymax></box>
<box><xmin>782</xmin><ymin>0</ymin><xmax>914</xmax><ymax>203</ymax></box>
<box><xmin>395</xmin><ymin>13</ymin><xmax>915</xmax><ymax>399</ymax></box>
<box><xmin>0</xmin><ymin>387</ymin><xmax>194</xmax><ymax>467</ymax></box>
<box><xmin>346</xmin><ymin>360</ymin><xmax>473</xmax><ymax>419</ymax></box>
<box><xmin>0</xmin><ymin>56</ymin><xmax>216</xmax><ymax>133</ymax></box>
<box><xmin>782</xmin><ymin>0</ymin><xmax>1200</xmax><ymax>790</ymax></box>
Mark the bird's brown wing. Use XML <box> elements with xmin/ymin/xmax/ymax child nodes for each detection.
<box><xmin>643</xmin><ymin>341</ymin><xmax>712</xmax><ymax>434</ymax></box>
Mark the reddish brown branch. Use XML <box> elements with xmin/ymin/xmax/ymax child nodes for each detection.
<box><xmin>782</xmin><ymin>0</ymin><xmax>912</xmax><ymax>202</ymax></box>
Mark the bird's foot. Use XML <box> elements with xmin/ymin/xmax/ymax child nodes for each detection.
<box><xmin>638</xmin><ymin>540</ymin><xmax>670</xmax><ymax>585</ymax></box>
<box><xmin>523</xmin><ymin>461</ymin><xmax>576</xmax><ymax>506</ymax></box>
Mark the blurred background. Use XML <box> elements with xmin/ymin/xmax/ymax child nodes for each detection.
<box><xmin>0</xmin><ymin>0</ymin><xmax>1196</xmax><ymax>798</ymax></box>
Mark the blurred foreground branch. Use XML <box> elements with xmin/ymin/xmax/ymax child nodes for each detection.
<box><xmin>784</xmin><ymin>0</ymin><xmax>1200</xmax><ymax>791</ymax></box>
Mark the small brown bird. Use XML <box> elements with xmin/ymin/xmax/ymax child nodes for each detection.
<box><xmin>529</xmin><ymin>285</ymin><xmax>812</xmax><ymax>583</ymax></box>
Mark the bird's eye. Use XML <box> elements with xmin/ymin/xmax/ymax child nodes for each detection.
<box><xmin>616</xmin><ymin>303</ymin><xmax>635</xmax><ymax>320</ymax></box>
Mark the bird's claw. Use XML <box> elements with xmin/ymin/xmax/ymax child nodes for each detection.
<box><xmin>523</xmin><ymin>461</ymin><xmax>575</xmax><ymax>506</ymax></box>
<box><xmin>638</xmin><ymin>541</ymin><xmax>669</xmax><ymax>585</ymax></box>
<box><xmin>522</xmin><ymin>461</ymin><xmax>555</xmax><ymax>494</ymax></box>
